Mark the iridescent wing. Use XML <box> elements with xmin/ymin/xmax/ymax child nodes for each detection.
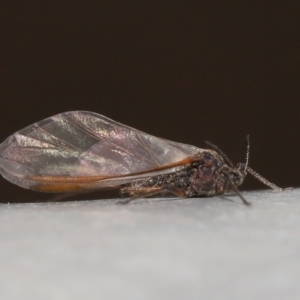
<box><xmin>0</xmin><ymin>111</ymin><xmax>202</xmax><ymax>192</ymax></box>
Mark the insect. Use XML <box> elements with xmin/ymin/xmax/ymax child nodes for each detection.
<box><xmin>0</xmin><ymin>111</ymin><xmax>283</xmax><ymax>205</ymax></box>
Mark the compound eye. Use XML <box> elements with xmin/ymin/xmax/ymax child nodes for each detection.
<box><xmin>229</xmin><ymin>171</ymin><xmax>244</xmax><ymax>186</ymax></box>
<box><xmin>229</xmin><ymin>173</ymin><xmax>236</xmax><ymax>181</ymax></box>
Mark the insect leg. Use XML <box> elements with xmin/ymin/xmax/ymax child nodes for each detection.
<box><xmin>117</xmin><ymin>187</ymin><xmax>186</xmax><ymax>204</ymax></box>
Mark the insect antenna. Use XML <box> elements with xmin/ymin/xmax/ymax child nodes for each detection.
<box><xmin>245</xmin><ymin>135</ymin><xmax>250</xmax><ymax>169</ymax></box>
<box><xmin>226</xmin><ymin>175</ymin><xmax>251</xmax><ymax>206</ymax></box>
<box><xmin>246</xmin><ymin>167</ymin><xmax>283</xmax><ymax>192</ymax></box>
<box><xmin>243</xmin><ymin>136</ymin><xmax>283</xmax><ymax>192</ymax></box>
<box><xmin>205</xmin><ymin>141</ymin><xmax>235</xmax><ymax>168</ymax></box>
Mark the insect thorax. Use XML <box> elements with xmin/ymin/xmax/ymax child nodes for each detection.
<box><xmin>121</xmin><ymin>150</ymin><xmax>244</xmax><ymax>198</ymax></box>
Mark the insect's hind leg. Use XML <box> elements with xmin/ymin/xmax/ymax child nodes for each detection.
<box><xmin>118</xmin><ymin>187</ymin><xmax>186</xmax><ymax>204</ymax></box>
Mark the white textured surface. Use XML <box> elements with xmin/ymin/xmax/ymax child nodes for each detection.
<box><xmin>0</xmin><ymin>189</ymin><xmax>300</xmax><ymax>300</ymax></box>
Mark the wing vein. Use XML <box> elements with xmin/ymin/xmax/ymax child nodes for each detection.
<box><xmin>135</xmin><ymin>132</ymin><xmax>160</xmax><ymax>166</ymax></box>
<box><xmin>34</xmin><ymin>124</ymin><xmax>83</xmax><ymax>152</ymax></box>
<box><xmin>66</xmin><ymin>113</ymin><xmax>155</xmax><ymax>165</ymax></box>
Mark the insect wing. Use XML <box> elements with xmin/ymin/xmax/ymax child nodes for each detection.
<box><xmin>0</xmin><ymin>111</ymin><xmax>201</xmax><ymax>191</ymax></box>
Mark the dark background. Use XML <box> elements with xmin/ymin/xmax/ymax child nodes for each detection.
<box><xmin>0</xmin><ymin>1</ymin><xmax>299</xmax><ymax>203</ymax></box>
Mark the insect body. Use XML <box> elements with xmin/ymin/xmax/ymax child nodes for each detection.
<box><xmin>0</xmin><ymin>111</ymin><xmax>282</xmax><ymax>205</ymax></box>
<box><xmin>122</xmin><ymin>151</ymin><xmax>241</xmax><ymax>197</ymax></box>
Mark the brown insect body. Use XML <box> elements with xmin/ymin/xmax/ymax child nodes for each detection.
<box><xmin>121</xmin><ymin>150</ymin><xmax>245</xmax><ymax>198</ymax></box>
<box><xmin>0</xmin><ymin>111</ymin><xmax>282</xmax><ymax>205</ymax></box>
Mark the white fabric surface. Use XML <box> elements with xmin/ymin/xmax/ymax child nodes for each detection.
<box><xmin>0</xmin><ymin>188</ymin><xmax>299</xmax><ymax>300</ymax></box>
